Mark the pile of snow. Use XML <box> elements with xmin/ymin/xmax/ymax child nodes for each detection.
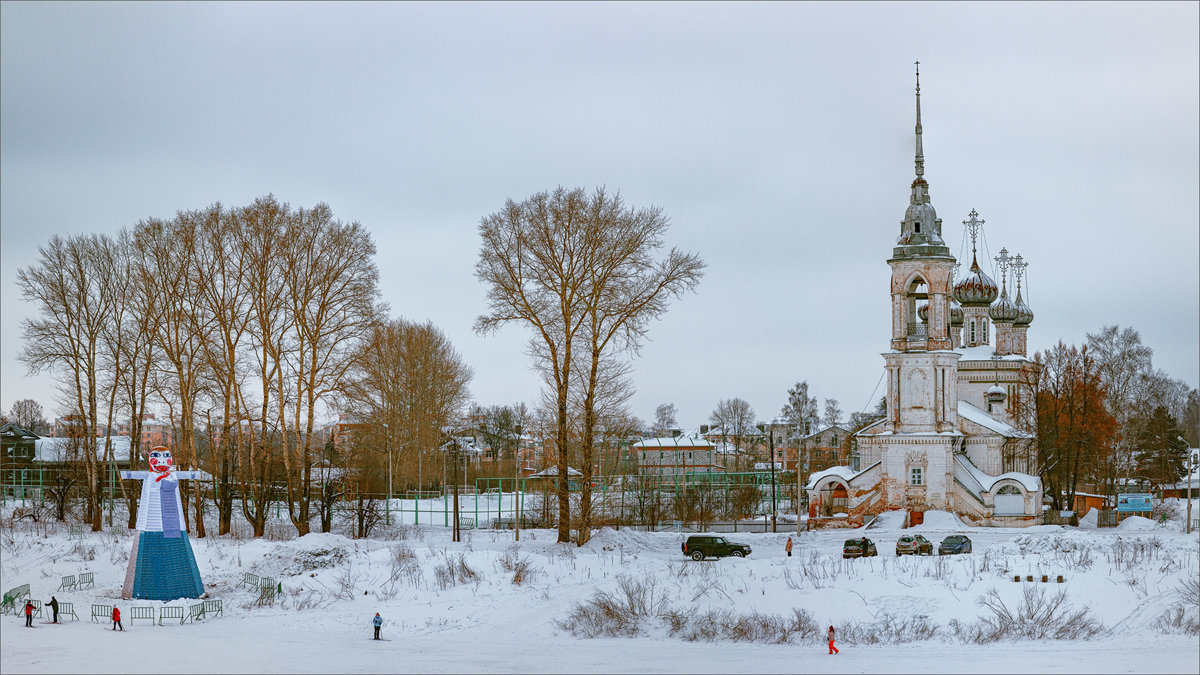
<box><xmin>1117</xmin><ymin>515</ymin><xmax>1156</xmax><ymax>530</ymax></box>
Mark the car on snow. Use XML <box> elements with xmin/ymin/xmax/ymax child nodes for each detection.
<box><xmin>895</xmin><ymin>534</ymin><xmax>933</xmax><ymax>556</ymax></box>
<box><xmin>842</xmin><ymin>537</ymin><xmax>878</xmax><ymax>558</ymax></box>
<box><xmin>938</xmin><ymin>534</ymin><xmax>973</xmax><ymax>555</ymax></box>
<box><xmin>682</xmin><ymin>535</ymin><xmax>751</xmax><ymax>561</ymax></box>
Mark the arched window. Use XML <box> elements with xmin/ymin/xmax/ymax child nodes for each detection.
<box><xmin>997</xmin><ymin>484</ymin><xmax>1021</xmax><ymax>495</ymax></box>
<box><xmin>905</xmin><ymin>276</ymin><xmax>929</xmax><ymax>334</ymax></box>
<box><xmin>982</xmin><ymin>321</ymin><xmax>988</xmax><ymax>343</ymax></box>
<box><xmin>970</xmin><ymin>321</ymin><xmax>976</xmax><ymax>343</ymax></box>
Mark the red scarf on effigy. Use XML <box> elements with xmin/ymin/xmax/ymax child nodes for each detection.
<box><xmin>154</xmin><ymin>466</ymin><xmax>171</xmax><ymax>482</ymax></box>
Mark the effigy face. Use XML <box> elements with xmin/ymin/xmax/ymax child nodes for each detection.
<box><xmin>148</xmin><ymin>447</ymin><xmax>174</xmax><ymax>473</ymax></box>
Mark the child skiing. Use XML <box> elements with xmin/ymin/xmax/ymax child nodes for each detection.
<box><xmin>373</xmin><ymin>612</ymin><xmax>383</xmax><ymax>640</ymax></box>
<box><xmin>24</xmin><ymin>601</ymin><xmax>34</xmax><ymax>627</ymax></box>
<box><xmin>112</xmin><ymin>606</ymin><xmax>123</xmax><ymax>631</ymax></box>
<box><xmin>828</xmin><ymin>625</ymin><xmax>838</xmax><ymax>654</ymax></box>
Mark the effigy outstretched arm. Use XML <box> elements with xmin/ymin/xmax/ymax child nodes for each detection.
<box><xmin>120</xmin><ymin>471</ymin><xmax>151</xmax><ymax>480</ymax></box>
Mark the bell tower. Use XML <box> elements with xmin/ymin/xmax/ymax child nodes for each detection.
<box><xmin>883</xmin><ymin>62</ymin><xmax>960</xmax><ymax>434</ymax></box>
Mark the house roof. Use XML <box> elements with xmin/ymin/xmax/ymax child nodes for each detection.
<box><xmin>0</xmin><ymin>423</ymin><xmax>39</xmax><ymax>439</ymax></box>
<box><xmin>632</xmin><ymin>436</ymin><xmax>714</xmax><ymax>449</ymax></box>
<box><xmin>529</xmin><ymin>465</ymin><xmax>584</xmax><ymax>477</ymax></box>
<box><xmin>34</xmin><ymin>437</ymin><xmax>132</xmax><ymax>463</ymax></box>
<box><xmin>801</xmin><ymin>424</ymin><xmax>850</xmax><ymax>441</ymax></box>
<box><xmin>956</xmin><ymin>401</ymin><xmax>1032</xmax><ymax>438</ymax></box>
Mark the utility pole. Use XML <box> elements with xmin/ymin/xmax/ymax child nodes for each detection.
<box><xmin>1185</xmin><ymin>437</ymin><xmax>1194</xmax><ymax>535</ymax></box>
<box><xmin>768</xmin><ymin>420</ymin><xmax>778</xmax><ymax>533</ymax></box>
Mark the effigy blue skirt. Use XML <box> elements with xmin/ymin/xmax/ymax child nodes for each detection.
<box><xmin>123</xmin><ymin>531</ymin><xmax>205</xmax><ymax>601</ymax></box>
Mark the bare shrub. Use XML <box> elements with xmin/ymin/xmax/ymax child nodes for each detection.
<box><xmin>498</xmin><ymin>544</ymin><xmax>539</xmax><ymax>586</ymax></box>
<box><xmin>554</xmin><ymin>575</ymin><xmax>669</xmax><ymax>638</ymax></box>
<box><xmin>1154</xmin><ymin>577</ymin><xmax>1200</xmax><ymax>636</ymax></box>
<box><xmin>955</xmin><ymin>586</ymin><xmax>1105</xmax><ymax>642</ymax></box>
<box><xmin>335</xmin><ymin>564</ymin><xmax>362</xmax><ymax>600</ymax></box>
<box><xmin>434</xmin><ymin>553</ymin><xmax>479</xmax><ymax>590</ymax></box>
<box><xmin>835</xmin><ymin>613</ymin><xmax>940</xmax><ymax>645</ymax></box>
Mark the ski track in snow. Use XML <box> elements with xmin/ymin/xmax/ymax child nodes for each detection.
<box><xmin>1</xmin><ymin>502</ymin><xmax>1198</xmax><ymax>674</ymax></box>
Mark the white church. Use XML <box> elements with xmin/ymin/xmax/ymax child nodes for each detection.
<box><xmin>806</xmin><ymin>67</ymin><xmax>1043</xmax><ymax>527</ymax></box>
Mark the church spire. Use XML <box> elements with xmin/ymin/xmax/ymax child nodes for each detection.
<box><xmin>915</xmin><ymin>60</ymin><xmax>924</xmax><ymax>180</ymax></box>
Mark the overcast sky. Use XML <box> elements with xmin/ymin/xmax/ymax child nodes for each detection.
<box><xmin>2</xmin><ymin>1</ymin><xmax>1197</xmax><ymax>430</ymax></box>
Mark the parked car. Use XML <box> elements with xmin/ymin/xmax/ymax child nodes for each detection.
<box><xmin>895</xmin><ymin>534</ymin><xmax>933</xmax><ymax>556</ymax></box>
<box><xmin>682</xmin><ymin>535</ymin><xmax>752</xmax><ymax>561</ymax></box>
<box><xmin>842</xmin><ymin>537</ymin><xmax>878</xmax><ymax>558</ymax></box>
<box><xmin>938</xmin><ymin>535</ymin><xmax>973</xmax><ymax>555</ymax></box>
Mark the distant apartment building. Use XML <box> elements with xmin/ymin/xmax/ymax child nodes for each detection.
<box><xmin>633</xmin><ymin>436</ymin><xmax>721</xmax><ymax>478</ymax></box>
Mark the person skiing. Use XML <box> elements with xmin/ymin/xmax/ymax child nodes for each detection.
<box><xmin>48</xmin><ymin>596</ymin><xmax>59</xmax><ymax>623</ymax></box>
<box><xmin>24</xmin><ymin>600</ymin><xmax>34</xmax><ymax>627</ymax></box>
<box><xmin>112</xmin><ymin>606</ymin><xmax>123</xmax><ymax>631</ymax></box>
<box><xmin>373</xmin><ymin>612</ymin><xmax>383</xmax><ymax>640</ymax></box>
<box><xmin>785</xmin><ymin>536</ymin><xmax>793</xmax><ymax>557</ymax></box>
<box><xmin>828</xmin><ymin>624</ymin><xmax>838</xmax><ymax>654</ymax></box>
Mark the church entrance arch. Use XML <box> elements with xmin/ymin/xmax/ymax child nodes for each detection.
<box><xmin>993</xmin><ymin>483</ymin><xmax>1026</xmax><ymax>515</ymax></box>
<box><xmin>820</xmin><ymin>481</ymin><xmax>849</xmax><ymax>517</ymax></box>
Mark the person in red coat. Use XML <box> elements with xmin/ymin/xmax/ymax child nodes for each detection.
<box><xmin>828</xmin><ymin>625</ymin><xmax>838</xmax><ymax>654</ymax></box>
<box><xmin>112</xmin><ymin>606</ymin><xmax>123</xmax><ymax>631</ymax></box>
<box><xmin>24</xmin><ymin>601</ymin><xmax>34</xmax><ymax>627</ymax></box>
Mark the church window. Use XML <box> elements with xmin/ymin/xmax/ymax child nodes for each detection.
<box><xmin>909</xmin><ymin>467</ymin><xmax>923</xmax><ymax>485</ymax></box>
<box><xmin>914</xmin><ymin>222</ymin><xmax>921</xmax><ymax>233</ymax></box>
<box><xmin>983</xmin><ymin>321</ymin><xmax>988</xmax><ymax>342</ymax></box>
<box><xmin>997</xmin><ymin>485</ymin><xmax>1021</xmax><ymax>495</ymax></box>
<box><xmin>970</xmin><ymin>321</ymin><xmax>976</xmax><ymax>343</ymax></box>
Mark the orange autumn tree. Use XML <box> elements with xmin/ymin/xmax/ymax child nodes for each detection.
<box><xmin>1033</xmin><ymin>342</ymin><xmax>1118</xmax><ymax>510</ymax></box>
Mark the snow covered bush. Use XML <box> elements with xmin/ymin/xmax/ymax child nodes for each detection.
<box><xmin>555</xmin><ymin>575</ymin><xmax>672</xmax><ymax>638</ymax></box>
<box><xmin>1154</xmin><ymin>577</ymin><xmax>1200</xmax><ymax>636</ymax></box>
<box><xmin>951</xmin><ymin>586</ymin><xmax>1105</xmax><ymax>642</ymax></box>
<box><xmin>498</xmin><ymin>544</ymin><xmax>539</xmax><ymax>586</ymax></box>
<box><xmin>434</xmin><ymin>552</ymin><xmax>479</xmax><ymax>590</ymax></box>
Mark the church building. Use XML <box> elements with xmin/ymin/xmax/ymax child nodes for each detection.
<box><xmin>805</xmin><ymin>67</ymin><xmax>1043</xmax><ymax>527</ymax></box>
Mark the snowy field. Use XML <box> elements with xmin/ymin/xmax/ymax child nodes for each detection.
<box><xmin>2</xmin><ymin>502</ymin><xmax>1198</xmax><ymax>674</ymax></box>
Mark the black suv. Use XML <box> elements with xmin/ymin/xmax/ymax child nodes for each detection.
<box><xmin>842</xmin><ymin>538</ymin><xmax>878</xmax><ymax>558</ymax></box>
<box><xmin>682</xmin><ymin>535</ymin><xmax>751</xmax><ymax>561</ymax></box>
<box><xmin>895</xmin><ymin>534</ymin><xmax>933</xmax><ymax>556</ymax></box>
<box><xmin>938</xmin><ymin>535</ymin><xmax>973</xmax><ymax>555</ymax></box>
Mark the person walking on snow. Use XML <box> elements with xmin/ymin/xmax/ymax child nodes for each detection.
<box><xmin>24</xmin><ymin>600</ymin><xmax>34</xmax><ymax>627</ymax></box>
<box><xmin>785</xmin><ymin>536</ymin><xmax>793</xmax><ymax>557</ymax></box>
<box><xmin>373</xmin><ymin>612</ymin><xmax>383</xmax><ymax>640</ymax></box>
<box><xmin>48</xmin><ymin>596</ymin><xmax>59</xmax><ymax>623</ymax></box>
<box><xmin>112</xmin><ymin>606</ymin><xmax>123</xmax><ymax>631</ymax></box>
<box><xmin>828</xmin><ymin>625</ymin><xmax>838</xmax><ymax>654</ymax></box>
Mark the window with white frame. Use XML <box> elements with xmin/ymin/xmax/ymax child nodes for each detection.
<box><xmin>909</xmin><ymin>467</ymin><xmax>923</xmax><ymax>486</ymax></box>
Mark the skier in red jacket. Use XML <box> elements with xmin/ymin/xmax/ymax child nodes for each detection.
<box><xmin>24</xmin><ymin>601</ymin><xmax>34</xmax><ymax>627</ymax></box>
<box><xmin>828</xmin><ymin>625</ymin><xmax>839</xmax><ymax>654</ymax></box>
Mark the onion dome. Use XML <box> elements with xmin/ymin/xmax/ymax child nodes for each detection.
<box><xmin>989</xmin><ymin>289</ymin><xmax>1020</xmax><ymax>323</ymax></box>
<box><xmin>1013</xmin><ymin>289</ymin><xmax>1034</xmax><ymax>326</ymax></box>
<box><xmin>952</xmin><ymin>255</ymin><xmax>999</xmax><ymax>307</ymax></box>
<box><xmin>917</xmin><ymin>303</ymin><xmax>929</xmax><ymax>322</ymax></box>
<box><xmin>986</xmin><ymin>384</ymin><xmax>1007</xmax><ymax>405</ymax></box>
<box><xmin>950</xmin><ymin>299</ymin><xmax>964</xmax><ymax>326</ymax></box>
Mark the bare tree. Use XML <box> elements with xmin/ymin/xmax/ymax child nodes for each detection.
<box><xmin>652</xmin><ymin>403</ymin><xmax>678</xmax><ymax>437</ymax></box>
<box><xmin>280</xmin><ymin>203</ymin><xmax>381</xmax><ymax>536</ymax></box>
<box><xmin>710</xmin><ymin>397</ymin><xmax>757</xmax><ymax>472</ymax></box>
<box><xmin>7</xmin><ymin>399</ymin><xmax>47</xmax><ymax>434</ymax></box>
<box><xmin>475</xmin><ymin>188</ymin><xmax>599</xmax><ymax>543</ymax></box>
<box><xmin>781</xmin><ymin>381</ymin><xmax>820</xmax><ymax>485</ymax></box>
<box><xmin>822</xmin><ymin>399</ymin><xmax>843</xmax><ymax>428</ymax></box>
<box><xmin>476</xmin><ymin>187</ymin><xmax>703</xmax><ymax>543</ymax></box>
<box><xmin>240</xmin><ymin>196</ymin><xmax>293</xmax><ymax>537</ymax></box>
<box><xmin>18</xmin><ymin>234</ymin><xmax>114</xmax><ymax>530</ymax></box>
<box><xmin>341</xmin><ymin>318</ymin><xmax>472</xmax><ymax>537</ymax></box>
<box><xmin>143</xmin><ymin>211</ymin><xmax>212</xmax><ymax>537</ymax></box>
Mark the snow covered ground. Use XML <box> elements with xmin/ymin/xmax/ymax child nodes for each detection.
<box><xmin>2</xmin><ymin>502</ymin><xmax>1197</xmax><ymax>674</ymax></box>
